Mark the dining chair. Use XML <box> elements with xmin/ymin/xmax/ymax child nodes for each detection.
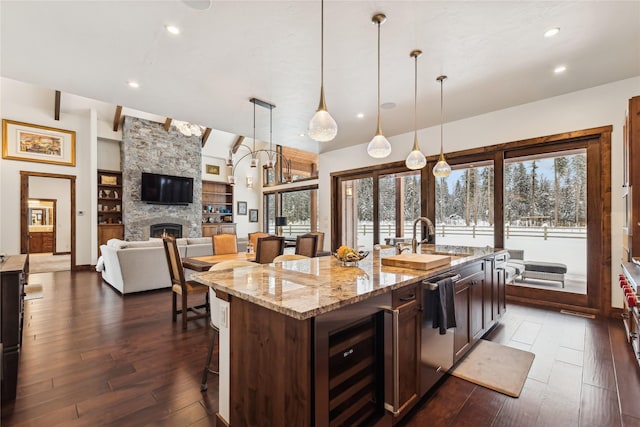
<box><xmin>248</xmin><ymin>232</ymin><xmax>270</xmax><ymax>250</ymax></box>
<box><xmin>254</xmin><ymin>235</ymin><xmax>285</xmax><ymax>264</ymax></box>
<box><xmin>201</xmin><ymin>260</ymin><xmax>258</xmax><ymax>392</ymax></box>
<box><xmin>162</xmin><ymin>237</ymin><xmax>209</xmax><ymax>330</ymax></box>
<box><xmin>212</xmin><ymin>233</ymin><xmax>238</xmax><ymax>255</ymax></box>
<box><xmin>295</xmin><ymin>233</ymin><xmax>318</xmax><ymax>257</ymax></box>
<box><xmin>273</xmin><ymin>254</ymin><xmax>309</xmax><ymax>263</ymax></box>
<box><xmin>310</xmin><ymin>231</ymin><xmax>325</xmax><ymax>253</ymax></box>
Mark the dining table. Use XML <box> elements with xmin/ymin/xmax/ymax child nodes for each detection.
<box><xmin>182</xmin><ymin>253</ymin><xmax>256</xmax><ymax>272</ymax></box>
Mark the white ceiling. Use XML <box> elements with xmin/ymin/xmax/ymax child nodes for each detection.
<box><xmin>1</xmin><ymin>1</ymin><xmax>639</xmax><ymax>154</ymax></box>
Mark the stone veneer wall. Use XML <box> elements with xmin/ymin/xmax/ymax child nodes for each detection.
<box><xmin>122</xmin><ymin>116</ymin><xmax>202</xmax><ymax>241</ymax></box>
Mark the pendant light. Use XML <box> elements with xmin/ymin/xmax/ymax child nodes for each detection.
<box><xmin>307</xmin><ymin>0</ymin><xmax>338</xmax><ymax>142</ymax></box>
<box><xmin>367</xmin><ymin>13</ymin><xmax>391</xmax><ymax>159</ymax></box>
<box><xmin>432</xmin><ymin>75</ymin><xmax>451</xmax><ymax>177</ymax></box>
<box><xmin>405</xmin><ymin>50</ymin><xmax>426</xmax><ymax>170</ymax></box>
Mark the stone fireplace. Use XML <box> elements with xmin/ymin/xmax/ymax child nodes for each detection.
<box><xmin>121</xmin><ymin>116</ymin><xmax>202</xmax><ymax>241</ymax></box>
<box><xmin>150</xmin><ymin>223</ymin><xmax>182</xmax><ymax>238</ymax></box>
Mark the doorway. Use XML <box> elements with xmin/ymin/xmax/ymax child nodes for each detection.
<box><xmin>20</xmin><ymin>171</ymin><xmax>76</xmax><ymax>271</ymax></box>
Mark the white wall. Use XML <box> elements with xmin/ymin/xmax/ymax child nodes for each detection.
<box><xmin>0</xmin><ymin>78</ymin><xmax>119</xmax><ymax>265</ymax></box>
<box><xmin>29</xmin><ymin>176</ymin><xmax>71</xmax><ymax>253</ymax></box>
<box><xmin>97</xmin><ymin>138</ymin><xmax>121</xmax><ymax>171</ymax></box>
<box><xmin>319</xmin><ymin>76</ymin><xmax>640</xmax><ymax>309</ymax></box>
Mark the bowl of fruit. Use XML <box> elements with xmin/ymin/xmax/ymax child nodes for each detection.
<box><xmin>333</xmin><ymin>246</ymin><xmax>369</xmax><ymax>267</ymax></box>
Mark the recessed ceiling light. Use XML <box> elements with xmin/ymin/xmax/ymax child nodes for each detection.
<box><xmin>381</xmin><ymin>102</ymin><xmax>396</xmax><ymax>110</ymax></box>
<box><xmin>299</xmin><ymin>133</ymin><xmax>305</xmax><ymax>137</ymax></box>
<box><xmin>165</xmin><ymin>25</ymin><xmax>181</xmax><ymax>35</ymax></box>
<box><xmin>127</xmin><ymin>81</ymin><xmax>140</xmax><ymax>88</ymax></box>
<box><xmin>554</xmin><ymin>65</ymin><xmax>567</xmax><ymax>74</ymax></box>
<box><xmin>357</xmin><ymin>113</ymin><xmax>364</xmax><ymax>119</ymax></box>
<box><xmin>544</xmin><ymin>27</ymin><xmax>560</xmax><ymax>38</ymax></box>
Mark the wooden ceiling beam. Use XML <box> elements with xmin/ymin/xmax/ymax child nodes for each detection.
<box><xmin>231</xmin><ymin>136</ymin><xmax>245</xmax><ymax>154</ymax></box>
<box><xmin>201</xmin><ymin>128</ymin><xmax>212</xmax><ymax>148</ymax></box>
<box><xmin>54</xmin><ymin>90</ymin><xmax>61</xmax><ymax>120</ymax></box>
<box><xmin>164</xmin><ymin>118</ymin><xmax>172</xmax><ymax>132</ymax></box>
<box><xmin>112</xmin><ymin>105</ymin><xmax>123</xmax><ymax>131</ymax></box>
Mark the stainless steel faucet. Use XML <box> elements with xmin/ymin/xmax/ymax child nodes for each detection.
<box><xmin>412</xmin><ymin>217</ymin><xmax>435</xmax><ymax>253</ymax></box>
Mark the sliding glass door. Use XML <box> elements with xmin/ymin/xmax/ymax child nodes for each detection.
<box><xmin>504</xmin><ymin>149</ymin><xmax>587</xmax><ymax>294</ymax></box>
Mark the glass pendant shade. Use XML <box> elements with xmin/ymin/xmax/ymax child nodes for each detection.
<box><xmin>367</xmin><ymin>13</ymin><xmax>390</xmax><ymax>159</ymax></box>
<box><xmin>367</xmin><ymin>133</ymin><xmax>392</xmax><ymax>158</ymax></box>
<box><xmin>405</xmin><ymin>49</ymin><xmax>425</xmax><ymax>170</ymax></box>
<box><xmin>406</xmin><ymin>136</ymin><xmax>426</xmax><ymax>169</ymax></box>
<box><xmin>308</xmin><ymin>105</ymin><xmax>338</xmax><ymax>142</ymax></box>
<box><xmin>308</xmin><ymin>0</ymin><xmax>337</xmax><ymax>142</ymax></box>
<box><xmin>432</xmin><ymin>75</ymin><xmax>451</xmax><ymax>177</ymax></box>
<box><xmin>433</xmin><ymin>156</ymin><xmax>452</xmax><ymax>177</ymax></box>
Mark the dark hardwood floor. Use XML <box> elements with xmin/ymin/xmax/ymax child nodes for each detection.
<box><xmin>2</xmin><ymin>271</ymin><xmax>639</xmax><ymax>426</ymax></box>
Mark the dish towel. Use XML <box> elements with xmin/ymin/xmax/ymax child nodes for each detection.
<box><xmin>432</xmin><ymin>277</ymin><xmax>456</xmax><ymax>335</ymax></box>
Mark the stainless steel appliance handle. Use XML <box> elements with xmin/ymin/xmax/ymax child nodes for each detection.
<box><xmin>381</xmin><ymin>306</ymin><xmax>400</xmax><ymax>415</ymax></box>
<box><xmin>423</xmin><ymin>274</ymin><xmax>461</xmax><ymax>290</ymax></box>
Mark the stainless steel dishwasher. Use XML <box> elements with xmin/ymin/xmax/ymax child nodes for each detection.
<box><xmin>420</xmin><ymin>273</ymin><xmax>460</xmax><ymax>396</ymax></box>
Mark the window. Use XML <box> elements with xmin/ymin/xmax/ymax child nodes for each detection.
<box><xmin>332</xmin><ymin>165</ymin><xmax>422</xmax><ymax>251</ymax></box>
<box><xmin>263</xmin><ymin>186</ymin><xmax>318</xmax><ymax>236</ymax></box>
<box><xmin>435</xmin><ymin>161</ymin><xmax>494</xmax><ymax>247</ymax></box>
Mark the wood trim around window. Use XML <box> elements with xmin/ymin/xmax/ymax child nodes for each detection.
<box><xmin>332</xmin><ymin>126</ymin><xmax>612</xmax><ymax>315</ymax></box>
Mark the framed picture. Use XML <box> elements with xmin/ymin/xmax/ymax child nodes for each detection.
<box><xmin>2</xmin><ymin>119</ymin><xmax>76</xmax><ymax>166</ymax></box>
<box><xmin>249</xmin><ymin>209</ymin><xmax>258</xmax><ymax>222</ymax></box>
<box><xmin>205</xmin><ymin>164</ymin><xmax>220</xmax><ymax>175</ymax></box>
<box><xmin>237</xmin><ymin>201</ymin><xmax>247</xmax><ymax>215</ymax></box>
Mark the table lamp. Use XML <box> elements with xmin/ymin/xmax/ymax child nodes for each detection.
<box><xmin>275</xmin><ymin>216</ymin><xmax>288</xmax><ymax>236</ymax></box>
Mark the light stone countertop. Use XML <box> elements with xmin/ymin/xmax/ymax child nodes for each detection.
<box><xmin>192</xmin><ymin>245</ymin><xmax>504</xmax><ymax>320</ymax></box>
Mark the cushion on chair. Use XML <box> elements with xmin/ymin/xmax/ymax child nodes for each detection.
<box><xmin>213</xmin><ymin>234</ymin><xmax>238</xmax><ymax>255</ymax></box>
<box><xmin>523</xmin><ymin>261</ymin><xmax>567</xmax><ymax>274</ymax></box>
<box><xmin>508</xmin><ymin>260</ymin><xmax>526</xmax><ymax>276</ymax></box>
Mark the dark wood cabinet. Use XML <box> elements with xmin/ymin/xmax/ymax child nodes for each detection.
<box><xmin>391</xmin><ymin>283</ymin><xmax>421</xmax><ymax>423</ymax></box>
<box><xmin>29</xmin><ymin>231</ymin><xmax>54</xmax><ymax>253</ymax></box>
<box><xmin>624</xmin><ymin>96</ymin><xmax>640</xmax><ymax>261</ymax></box>
<box><xmin>1</xmin><ymin>254</ymin><xmax>28</xmax><ymax>401</ymax></box>
<box><xmin>453</xmin><ymin>262</ymin><xmax>485</xmax><ymax>363</ymax></box>
<box><xmin>98</xmin><ymin>224</ymin><xmax>124</xmax><ymax>254</ymax></box>
<box><xmin>484</xmin><ymin>254</ymin><xmax>507</xmax><ymax>331</ymax></box>
<box><xmin>202</xmin><ymin>223</ymin><xmax>236</xmax><ymax>238</ymax></box>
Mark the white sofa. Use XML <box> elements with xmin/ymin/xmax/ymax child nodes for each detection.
<box><xmin>99</xmin><ymin>237</ymin><xmax>213</xmax><ymax>294</ymax></box>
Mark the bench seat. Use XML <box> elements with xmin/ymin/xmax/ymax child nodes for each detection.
<box><xmin>521</xmin><ymin>261</ymin><xmax>567</xmax><ymax>287</ymax></box>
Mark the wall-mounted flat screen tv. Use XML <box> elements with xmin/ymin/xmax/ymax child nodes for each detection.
<box><xmin>141</xmin><ymin>172</ymin><xmax>193</xmax><ymax>205</ymax></box>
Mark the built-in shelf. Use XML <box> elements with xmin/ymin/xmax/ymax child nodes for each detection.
<box><xmin>98</xmin><ymin>169</ymin><xmax>124</xmax><ymax>252</ymax></box>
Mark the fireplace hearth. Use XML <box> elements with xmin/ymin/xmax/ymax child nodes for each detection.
<box><xmin>150</xmin><ymin>223</ymin><xmax>182</xmax><ymax>238</ymax></box>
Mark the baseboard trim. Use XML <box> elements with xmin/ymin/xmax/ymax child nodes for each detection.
<box><xmin>215</xmin><ymin>413</ymin><xmax>229</xmax><ymax>427</ymax></box>
<box><xmin>74</xmin><ymin>264</ymin><xmax>94</xmax><ymax>272</ymax></box>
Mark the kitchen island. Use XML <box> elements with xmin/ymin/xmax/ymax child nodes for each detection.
<box><xmin>193</xmin><ymin>245</ymin><xmax>507</xmax><ymax>427</ymax></box>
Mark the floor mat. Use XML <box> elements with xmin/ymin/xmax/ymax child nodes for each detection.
<box><xmin>449</xmin><ymin>339</ymin><xmax>534</xmax><ymax>397</ymax></box>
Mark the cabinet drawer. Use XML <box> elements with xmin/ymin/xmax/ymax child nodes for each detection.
<box><xmin>392</xmin><ymin>283</ymin><xmax>419</xmax><ymax>308</ymax></box>
<box><xmin>458</xmin><ymin>261</ymin><xmax>484</xmax><ymax>281</ymax></box>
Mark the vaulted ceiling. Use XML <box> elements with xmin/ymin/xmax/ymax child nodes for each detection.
<box><xmin>1</xmin><ymin>1</ymin><xmax>639</xmax><ymax>154</ymax></box>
